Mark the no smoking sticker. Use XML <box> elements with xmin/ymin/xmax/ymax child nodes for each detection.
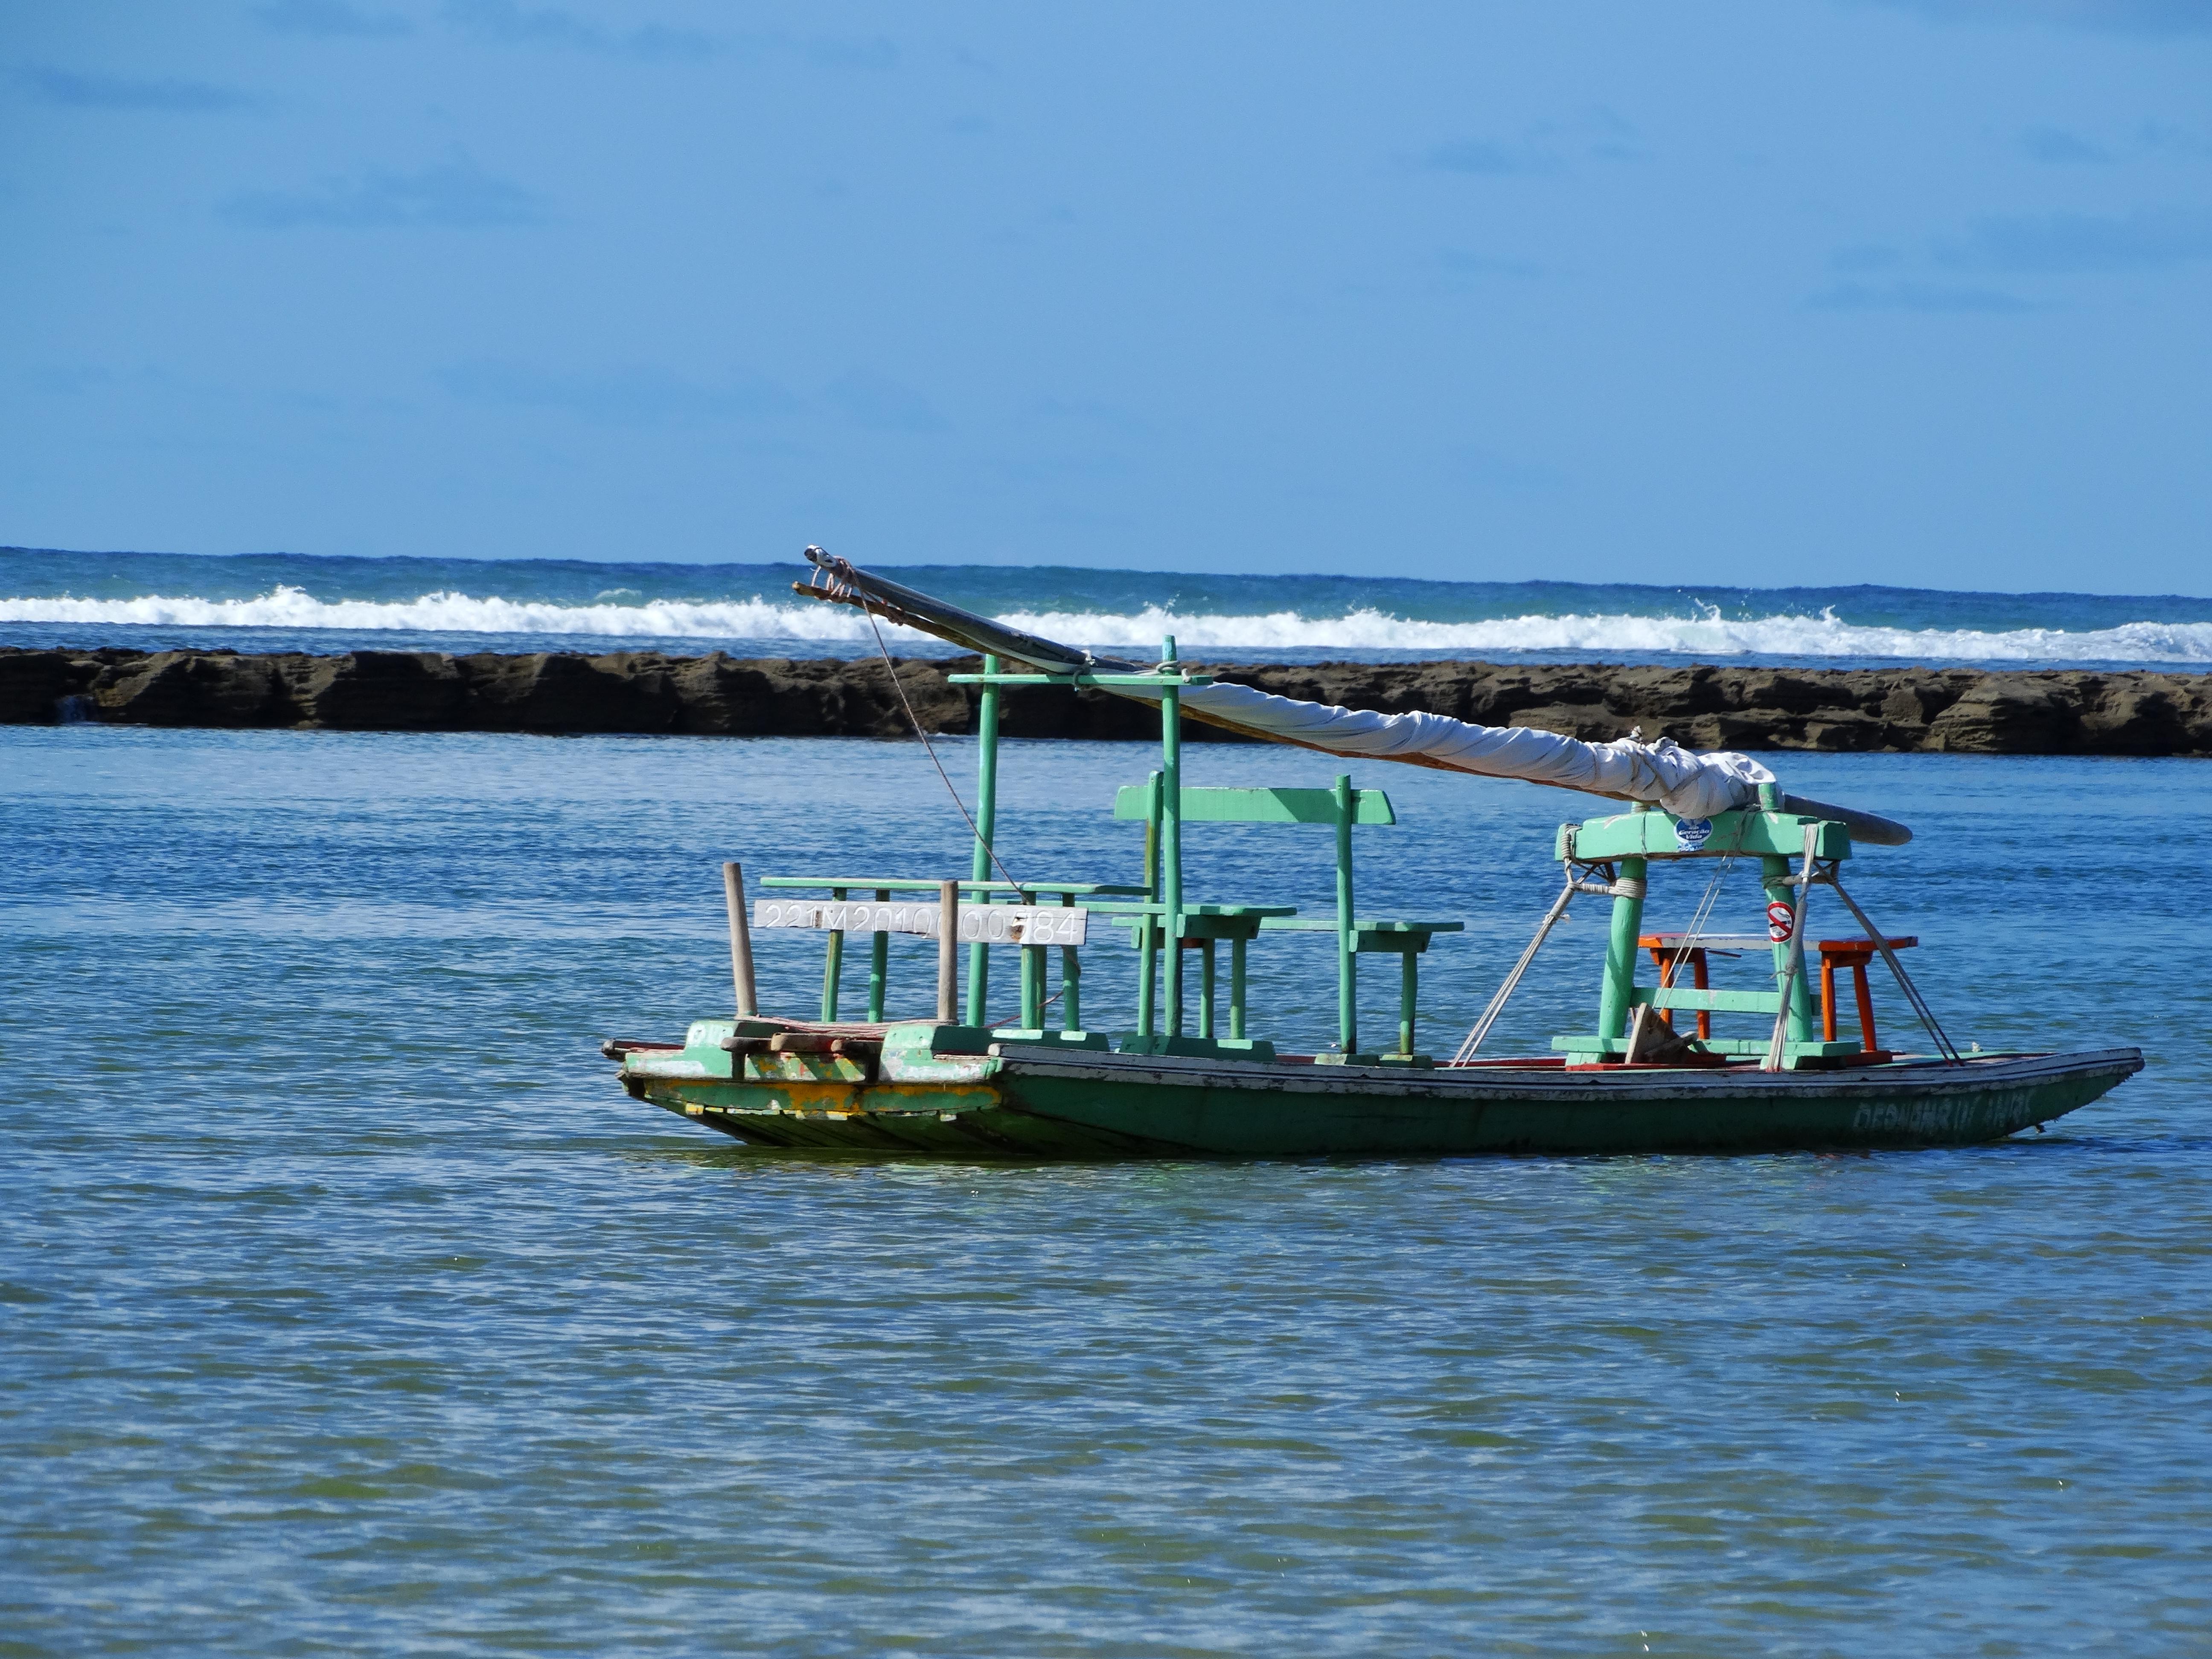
<box><xmin>1767</xmin><ymin>901</ymin><xmax>1795</xmax><ymax>943</ymax></box>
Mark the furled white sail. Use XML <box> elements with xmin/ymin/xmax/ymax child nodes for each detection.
<box><xmin>1128</xmin><ymin>680</ymin><xmax>1773</xmax><ymax>820</ymax></box>
<box><xmin>795</xmin><ymin>548</ymin><xmax>1909</xmax><ymax>843</ymax></box>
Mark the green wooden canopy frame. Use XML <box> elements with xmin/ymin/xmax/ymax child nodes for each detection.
<box><xmin>1551</xmin><ymin>789</ymin><xmax>1861</xmax><ymax>1068</ymax></box>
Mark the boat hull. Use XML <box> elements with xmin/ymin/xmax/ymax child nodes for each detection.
<box><xmin>621</xmin><ymin>1044</ymin><xmax>2143</xmax><ymax>1158</ymax></box>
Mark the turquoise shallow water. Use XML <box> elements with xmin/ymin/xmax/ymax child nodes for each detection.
<box><xmin>3</xmin><ymin>728</ymin><xmax>2209</xmax><ymax>1655</ymax></box>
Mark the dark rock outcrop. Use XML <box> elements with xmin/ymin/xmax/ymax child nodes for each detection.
<box><xmin>289</xmin><ymin>650</ymin><xmax>470</xmax><ymax>730</ymax></box>
<box><xmin>3</xmin><ymin>646</ymin><xmax>2208</xmax><ymax>755</ymax></box>
<box><xmin>90</xmin><ymin>651</ymin><xmax>299</xmax><ymax>727</ymax></box>
<box><xmin>0</xmin><ymin>649</ymin><xmax>99</xmax><ymax>723</ymax></box>
<box><xmin>455</xmin><ymin>652</ymin><xmax>690</xmax><ymax>734</ymax></box>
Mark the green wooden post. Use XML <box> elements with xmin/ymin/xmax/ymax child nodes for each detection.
<box><xmin>1229</xmin><ymin>937</ymin><xmax>1247</xmax><ymax>1041</ymax></box>
<box><xmin>1199</xmin><ymin>939</ymin><xmax>1216</xmax><ymax>1038</ymax></box>
<box><xmin>1135</xmin><ymin>918</ymin><xmax>1156</xmax><ymax>1038</ymax></box>
<box><xmin>867</xmin><ymin>886</ymin><xmax>889</xmax><ymax>1022</ymax></box>
<box><xmin>1142</xmin><ymin>771</ymin><xmax>1162</xmax><ymax>899</ymax></box>
<box><xmin>1021</xmin><ymin>938</ymin><xmax>1044</xmax><ymax>1030</ymax></box>
<box><xmin>1762</xmin><ymin>854</ymin><xmax>1816</xmax><ymax>1041</ymax></box>
<box><xmin>966</xmin><ymin>653</ymin><xmax>1001</xmax><ymax>1027</ymax></box>
<box><xmin>1161</xmin><ymin>637</ymin><xmax>1185</xmax><ymax>1037</ymax></box>
<box><xmin>1333</xmin><ymin>773</ymin><xmax>1356</xmax><ymax>1054</ymax></box>
<box><xmin>1136</xmin><ymin>772</ymin><xmax>1161</xmax><ymax>1037</ymax></box>
<box><xmin>821</xmin><ymin>885</ymin><xmax>846</xmax><ymax>1022</ymax></box>
<box><xmin>1060</xmin><ymin>894</ymin><xmax>1082</xmax><ymax>1032</ymax></box>
<box><xmin>1398</xmin><ymin>951</ymin><xmax>1417</xmax><ymax>1057</ymax></box>
<box><xmin>1597</xmin><ymin>857</ymin><xmax>1649</xmax><ymax>1043</ymax></box>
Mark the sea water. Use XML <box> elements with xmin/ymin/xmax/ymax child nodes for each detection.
<box><xmin>3</xmin><ymin>724</ymin><xmax>2208</xmax><ymax>1655</ymax></box>
<box><xmin>7</xmin><ymin>546</ymin><xmax>2212</xmax><ymax>669</ymax></box>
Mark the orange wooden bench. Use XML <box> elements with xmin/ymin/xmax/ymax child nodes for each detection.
<box><xmin>1638</xmin><ymin>933</ymin><xmax>1917</xmax><ymax>1054</ymax></box>
<box><xmin>1815</xmin><ymin>936</ymin><xmax>1917</xmax><ymax>1054</ymax></box>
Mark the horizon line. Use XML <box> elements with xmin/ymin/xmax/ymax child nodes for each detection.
<box><xmin>3</xmin><ymin>544</ymin><xmax>2208</xmax><ymax>607</ymax></box>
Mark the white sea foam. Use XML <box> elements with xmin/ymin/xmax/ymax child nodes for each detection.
<box><xmin>0</xmin><ymin>586</ymin><xmax>886</xmax><ymax>642</ymax></box>
<box><xmin>999</xmin><ymin>605</ymin><xmax>2212</xmax><ymax>661</ymax></box>
<box><xmin>5</xmin><ymin>586</ymin><xmax>2211</xmax><ymax>662</ymax></box>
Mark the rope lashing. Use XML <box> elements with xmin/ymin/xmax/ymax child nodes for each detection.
<box><xmin>1572</xmin><ymin>869</ymin><xmax>1644</xmax><ymax>899</ymax></box>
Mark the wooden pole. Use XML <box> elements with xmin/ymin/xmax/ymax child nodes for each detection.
<box><xmin>1137</xmin><ymin>770</ymin><xmax>1161</xmax><ymax>1039</ymax></box>
<box><xmin>1020</xmin><ymin>943</ymin><xmax>1044</xmax><ymax>1030</ymax></box>
<box><xmin>821</xmin><ymin>885</ymin><xmax>845</xmax><ymax>1022</ymax></box>
<box><xmin>966</xmin><ymin>653</ymin><xmax>1001</xmax><ymax>1027</ymax></box>
<box><xmin>937</xmin><ymin>879</ymin><xmax>960</xmax><ymax>1024</ymax></box>
<box><xmin>722</xmin><ymin>861</ymin><xmax>758</xmax><ymax>1017</ymax></box>
<box><xmin>1399</xmin><ymin>950</ymin><xmax>1417</xmax><ymax>1057</ymax></box>
<box><xmin>1333</xmin><ymin>774</ymin><xmax>1356</xmax><ymax>1054</ymax></box>
<box><xmin>1597</xmin><ymin>858</ymin><xmax>1648</xmax><ymax>1047</ymax></box>
<box><xmin>867</xmin><ymin>887</ymin><xmax>890</xmax><ymax>1022</ymax></box>
<box><xmin>1762</xmin><ymin>825</ymin><xmax>1819</xmax><ymax>1070</ymax></box>
<box><xmin>1161</xmin><ymin>638</ymin><xmax>1184</xmax><ymax>1037</ymax></box>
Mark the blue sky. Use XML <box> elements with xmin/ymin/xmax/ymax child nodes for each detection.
<box><xmin>3</xmin><ymin>0</ymin><xmax>2207</xmax><ymax>591</ymax></box>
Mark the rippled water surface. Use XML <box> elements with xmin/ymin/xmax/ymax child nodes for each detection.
<box><xmin>4</xmin><ymin>728</ymin><xmax>2208</xmax><ymax>1655</ymax></box>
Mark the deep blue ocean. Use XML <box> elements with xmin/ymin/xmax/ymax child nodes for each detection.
<box><xmin>4</xmin><ymin>713</ymin><xmax>2208</xmax><ymax>1654</ymax></box>
<box><xmin>6</xmin><ymin>546</ymin><xmax>2212</xmax><ymax>669</ymax></box>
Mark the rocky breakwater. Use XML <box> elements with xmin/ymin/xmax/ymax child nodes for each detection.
<box><xmin>0</xmin><ymin>648</ymin><xmax>969</xmax><ymax>738</ymax></box>
<box><xmin>3</xmin><ymin>646</ymin><xmax>2209</xmax><ymax>755</ymax></box>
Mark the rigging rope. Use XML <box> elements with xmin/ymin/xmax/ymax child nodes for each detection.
<box><xmin>1450</xmin><ymin>873</ymin><xmax>1578</xmax><ymax>1065</ymax></box>
<box><xmin>1655</xmin><ymin>848</ymin><xmax>1737</xmax><ymax>1037</ymax></box>
<box><xmin>862</xmin><ymin>603</ymin><xmax>1023</xmax><ymax>891</ymax></box>
<box><xmin>1822</xmin><ymin>866</ymin><xmax>1964</xmax><ymax>1064</ymax></box>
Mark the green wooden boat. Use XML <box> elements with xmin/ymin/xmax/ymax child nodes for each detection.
<box><xmin>605</xmin><ymin>554</ymin><xmax>2142</xmax><ymax>1156</ymax></box>
<box><xmin>612</xmin><ymin>1028</ymin><xmax>2139</xmax><ymax>1156</ymax></box>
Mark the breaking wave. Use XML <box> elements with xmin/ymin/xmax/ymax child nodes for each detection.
<box><xmin>5</xmin><ymin>586</ymin><xmax>2212</xmax><ymax>662</ymax></box>
<box><xmin>998</xmin><ymin>605</ymin><xmax>2212</xmax><ymax>663</ymax></box>
<box><xmin>0</xmin><ymin>587</ymin><xmax>888</xmax><ymax>641</ymax></box>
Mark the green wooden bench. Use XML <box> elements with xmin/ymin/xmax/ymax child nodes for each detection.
<box><xmin>757</xmin><ymin>876</ymin><xmax>1147</xmax><ymax>1027</ymax></box>
<box><xmin>1110</xmin><ymin>775</ymin><xmax>1463</xmax><ymax>1060</ymax></box>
